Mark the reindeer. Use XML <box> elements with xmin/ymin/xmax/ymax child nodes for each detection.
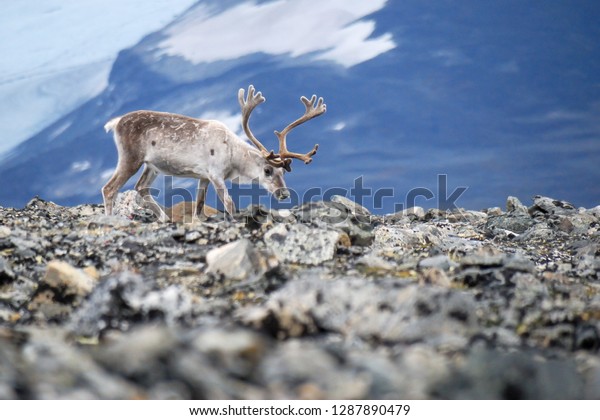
<box><xmin>102</xmin><ymin>85</ymin><xmax>326</xmax><ymax>221</ymax></box>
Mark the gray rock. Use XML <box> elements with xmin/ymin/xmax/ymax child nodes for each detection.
<box><xmin>560</xmin><ymin>212</ymin><xmax>597</xmax><ymax>235</ymax></box>
<box><xmin>446</xmin><ymin>210</ymin><xmax>487</xmax><ymax>224</ymax></box>
<box><xmin>0</xmin><ymin>256</ymin><xmax>15</xmax><ymax>282</ymax></box>
<box><xmin>0</xmin><ymin>336</ymin><xmax>20</xmax><ymax>398</ymax></box>
<box><xmin>290</xmin><ymin>200</ymin><xmax>374</xmax><ymax>246</ymax></box>
<box><xmin>485</xmin><ymin>207</ymin><xmax>503</xmax><ymax>216</ymax></box>
<box><xmin>431</xmin><ymin>348</ymin><xmax>584</xmax><ymax>399</ymax></box>
<box><xmin>22</xmin><ymin>328</ymin><xmax>142</xmax><ymax>399</ymax></box>
<box><xmin>2</xmin><ymin>194</ymin><xmax>600</xmax><ymax>399</ymax></box>
<box><xmin>356</xmin><ymin>252</ymin><xmax>395</xmax><ymax>271</ymax></box>
<box><xmin>486</xmin><ymin>213</ymin><xmax>534</xmax><ymax>234</ymax></box>
<box><xmin>529</xmin><ymin>195</ymin><xmax>576</xmax><ymax>217</ymax></box>
<box><xmin>330</xmin><ymin>195</ymin><xmax>371</xmax><ymax>216</ymax></box>
<box><xmin>190</xmin><ymin>328</ymin><xmax>267</xmax><ymax>379</ymax></box>
<box><xmin>258</xmin><ymin>340</ymin><xmax>370</xmax><ymax>399</ymax></box>
<box><xmin>293</xmin><ymin>201</ymin><xmax>350</xmax><ymax>225</ymax></box>
<box><xmin>206</xmin><ymin>239</ymin><xmax>276</xmax><ymax>282</ymax></box>
<box><xmin>418</xmin><ymin>255</ymin><xmax>457</xmax><ymax>271</ymax></box>
<box><xmin>264</xmin><ymin>224</ymin><xmax>342</xmax><ymax>265</ymax></box>
<box><xmin>85</xmin><ymin>214</ymin><xmax>135</xmax><ymax>228</ymax></box>
<box><xmin>242</xmin><ymin>277</ymin><xmax>476</xmax><ymax>350</ymax></box>
<box><xmin>113</xmin><ymin>190</ymin><xmax>142</xmax><ymax>218</ymax></box>
<box><xmin>586</xmin><ymin>205</ymin><xmax>600</xmax><ymax>219</ymax></box>
<box><xmin>70</xmin><ymin>271</ymin><xmax>194</xmax><ymax>337</ymax></box>
<box><xmin>91</xmin><ymin>325</ymin><xmax>178</xmax><ymax>381</ymax></box>
<box><xmin>506</xmin><ymin>196</ymin><xmax>528</xmax><ymax>214</ymax></box>
<box><xmin>373</xmin><ymin>224</ymin><xmax>439</xmax><ymax>251</ymax></box>
<box><xmin>386</xmin><ymin>206</ymin><xmax>426</xmax><ymax>222</ymax></box>
<box><xmin>0</xmin><ymin>226</ymin><xmax>10</xmax><ymax>239</ymax></box>
<box><xmin>42</xmin><ymin>260</ymin><xmax>96</xmax><ymax>297</ymax></box>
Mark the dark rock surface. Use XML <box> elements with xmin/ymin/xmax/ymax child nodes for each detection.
<box><xmin>0</xmin><ymin>194</ymin><xmax>599</xmax><ymax>399</ymax></box>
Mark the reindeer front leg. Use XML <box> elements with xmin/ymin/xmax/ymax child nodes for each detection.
<box><xmin>210</xmin><ymin>177</ymin><xmax>235</xmax><ymax>216</ymax></box>
<box><xmin>135</xmin><ymin>165</ymin><xmax>169</xmax><ymax>222</ymax></box>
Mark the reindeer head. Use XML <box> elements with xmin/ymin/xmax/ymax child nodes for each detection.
<box><xmin>238</xmin><ymin>85</ymin><xmax>326</xmax><ymax>201</ymax></box>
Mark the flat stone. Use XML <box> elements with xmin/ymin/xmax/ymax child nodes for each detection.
<box><xmin>386</xmin><ymin>206</ymin><xmax>426</xmax><ymax>222</ymax></box>
<box><xmin>486</xmin><ymin>213</ymin><xmax>534</xmax><ymax>234</ymax></box>
<box><xmin>206</xmin><ymin>239</ymin><xmax>275</xmax><ymax>281</ymax></box>
<box><xmin>330</xmin><ymin>195</ymin><xmax>371</xmax><ymax>216</ymax></box>
<box><xmin>529</xmin><ymin>195</ymin><xmax>576</xmax><ymax>217</ymax></box>
<box><xmin>264</xmin><ymin>224</ymin><xmax>341</xmax><ymax>265</ymax></box>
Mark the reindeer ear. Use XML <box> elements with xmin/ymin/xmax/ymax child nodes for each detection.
<box><xmin>246</xmin><ymin>149</ymin><xmax>261</xmax><ymax>160</ymax></box>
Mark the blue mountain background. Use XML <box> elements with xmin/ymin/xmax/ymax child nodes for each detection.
<box><xmin>1</xmin><ymin>0</ymin><xmax>599</xmax><ymax>214</ymax></box>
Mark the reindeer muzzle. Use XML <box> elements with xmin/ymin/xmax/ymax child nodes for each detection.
<box><xmin>275</xmin><ymin>188</ymin><xmax>290</xmax><ymax>201</ymax></box>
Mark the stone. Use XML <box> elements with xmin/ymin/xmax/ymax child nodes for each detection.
<box><xmin>420</xmin><ymin>268</ymin><xmax>452</xmax><ymax>287</ymax></box>
<box><xmin>386</xmin><ymin>206</ymin><xmax>426</xmax><ymax>222</ymax></box>
<box><xmin>112</xmin><ymin>190</ymin><xmax>142</xmax><ymax>218</ymax></box>
<box><xmin>2</xmin><ymin>194</ymin><xmax>600</xmax><ymax>399</ymax></box>
<box><xmin>330</xmin><ymin>195</ymin><xmax>371</xmax><ymax>216</ymax></box>
<box><xmin>0</xmin><ymin>226</ymin><xmax>10</xmax><ymax>239</ymax></box>
<box><xmin>264</xmin><ymin>224</ymin><xmax>341</xmax><ymax>265</ymax></box>
<box><xmin>486</xmin><ymin>213</ymin><xmax>534</xmax><ymax>234</ymax></box>
<box><xmin>586</xmin><ymin>205</ymin><xmax>600</xmax><ymax>219</ymax></box>
<box><xmin>0</xmin><ymin>257</ymin><xmax>15</xmax><ymax>283</ymax></box>
<box><xmin>529</xmin><ymin>195</ymin><xmax>576</xmax><ymax>217</ymax></box>
<box><xmin>91</xmin><ymin>325</ymin><xmax>178</xmax><ymax>379</ymax></box>
<box><xmin>27</xmin><ymin>261</ymin><xmax>98</xmax><ymax>320</ymax></box>
<box><xmin>69</xmin><ymin>271</ymin><xmax>194</xmax><ymax>337</ymax></box>
<box><xmin>486</xmin><ymin>207</ymin><xmax>503</xmax><ymax>216</ymax></box>
<box><xmin>184</xmin><ymin>230</ymin><xmax>202</xmax><ymax>243</ymax></box>
<box><xmin>506</xmin><ymin>196</ymin><xmax>528</xmax><ymax>214</ymax></box>
<box><xmin>446</xmin><ymin>210</ymin><xmax>487</xmax><ymax>224</ymax></box>
<box><xmin>258</xmin><ymin>340</ymin><xmax>370</xmax><ymax>399</ymax></box>
<box><xmin>242</xmin><ymin>276</ymin><xmax>476</xmax><ymax>349</ymax></box>
<box><xmin>418</xmin><ymin>255</ymin><xmax>457</xmax><ymax>271</ymax></box>
<box><xmin>85</xmin><ymin>214</ymin><xmax>135</xmax><ymax>228</ymax></box>
<box><xmin>356</xmin><ymin>253</ymin><xmax>395</xmax><ymax>271</ymax></box>
<box><xmin>293</xmin><ymin>201</ymin><xmax>350</xmax><ymax>225</ymax></box>
<box><xmin>43</xmin><ymin>260</ymin><xmax>96</xmax><ymax>297</ymax></box>
<box><xmin>20</xmin><ymin>328</ymin><xmax>142</xmax><ymax>399</ymax></box>
<box><xmin>206</xmin><ymin>239</ymin><xmax>275</xmax><ymax>281</ymax></box>
<box><xmin>373</xmin><ymin>224</ymin><xmax>446</xmax><ymax>253</ymax></box>
<box><xmin>431</xmin><ymin>348</ymin><xmax>584</xmax><ymax>399</ymax></box>
<box><xmin>190</xmin><ymin>328</ymin><xmax>267</xmax><ymax>378</ymax></box>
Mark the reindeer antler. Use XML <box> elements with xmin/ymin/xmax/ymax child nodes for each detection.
<box><xmin>238</xmin><ymin>85</ymin><xmax>326</xmax><ymax>172</ymax></box>
<box><xmin>238</xmin><ymin>85</ymin><xmax>270</xmax><ymax>157</ymax></box>
<box><xmin>274</xmin><ymin>94</ymin><xmax>326</xmax><ymax>170</ymax></box>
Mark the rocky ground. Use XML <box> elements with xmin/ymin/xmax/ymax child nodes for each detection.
<box><xmin>1</xmin><ymin>193</ymin><xmax>599</xmax><ymax>399</ymax></box>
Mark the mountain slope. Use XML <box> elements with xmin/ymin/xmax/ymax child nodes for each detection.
<box><xmin>1</xmin><ymin>0</ymin><xmax>599</xmax><ymax>213</ymax></box>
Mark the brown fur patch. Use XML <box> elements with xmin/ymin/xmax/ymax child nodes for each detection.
<box><xmin>166</xmin><ymin>201</ymin><xmax>218</xmax><ymax>223</ymax></box>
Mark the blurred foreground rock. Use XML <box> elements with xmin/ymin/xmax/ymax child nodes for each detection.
<box><xmin>0</xmin><ymin>194</ymin><xmax>599</xmax><ymax>399</ymax></box>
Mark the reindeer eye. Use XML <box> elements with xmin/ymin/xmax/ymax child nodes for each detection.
<box><xmin>264</xmin><ymin>166</ymin><xmax>274</xmax><ymax>177</ymax></box>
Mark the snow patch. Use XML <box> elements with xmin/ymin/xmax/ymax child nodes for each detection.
<box><xmin>159</xmin><ymin>0</ymin><xmax>395</xmax><ymax>68</ymax></box>
<box><xmin>0</xmin><ymin>0</ymin><xmax>196</xmax><ymax>154</ymax></box>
